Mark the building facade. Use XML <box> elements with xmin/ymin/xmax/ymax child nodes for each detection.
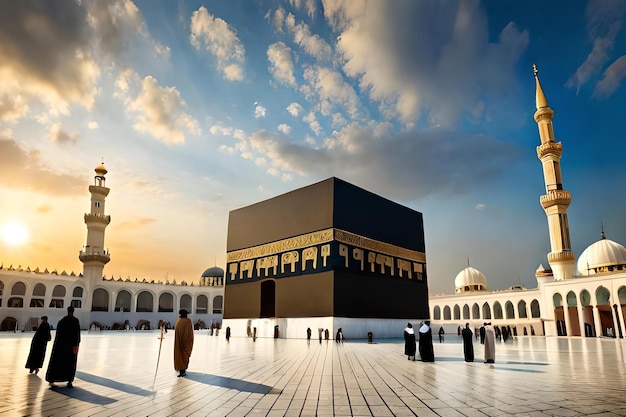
<box><xmin>0</xmin><ymin>164</ymin><xmax>224</xmax><ymax>331</ymax></box>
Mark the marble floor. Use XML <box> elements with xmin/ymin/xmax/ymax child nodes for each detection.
<box><xmin>1</xmin><ymin>331</ymin><xmax>626</xmax><ymax>416</ymax></box>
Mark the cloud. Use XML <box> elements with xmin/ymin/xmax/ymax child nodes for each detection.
<box><xmin>121</xmin><ymin>75</ymin><xmax>201</xmax><ymax>144</ymax></box>
<box><xmin>0</xmin><ymin>91</ymin><xmax>29</xmax><ymax>122</ymax></box>
<box><xmin>325</xmin><ymin>1</ymin><xmax>528</xmax><ymax>126</ymax></box>
<box><xmin>190</xmin><ymin>6</ymin><xmax>245</xmax><ymax>81</ymax></box>
<box><xmin>287</xmin><ymin>102</ymin><xmax>304</xmax><ymax>117</ymax></box>
<box><xmin>0</xmin><ymin>138</ymin><xmax>84</xmax><ymax>195</ymax></box>
<box><xmin>37</xmin><ymin>205</ymin><xmax>52</xmax><ymax>213</ymax></box>
<box><xmin>87</xmin><ymin>121</ymin><xmax>99</xmax><ymax>129</ymax></box>
<box><xmin>303</xmin><ymin>111</ymin><xmax>322</xmax><ymax>135</ymax></box>
<box><xmin>0</xmin><ymin>0</ymin><xmax>100</xmax><ymax>117</ymax></box>
<box><xmin>267</xmin><ymin>42</ymin><xmax>297</xmax><ymax>87</ymax></box>
<box><xmin>301</xmin><ymin>65</ymin><xmax>361</xmax><ymax>118</ymax></box>
<box><xmin>289</xmin><ymin>0</ymin><xmax>318</xmax><ymax>18</ymax></box>
<box><xmin>247</xmin><ymin>124</ymin><xmax>521</xmax><ymax>200</ymax></box>
<box><xmin>285</xmin><ymin>14</ymin><xmax>332</xmax><ymax>62</ymax></box>
<box><xmin>594</xmin><ymin>55</ymin><xmax>626</xmax><ymax>97</ymax></box>
<box><xmin>475</xmin><ymin>203</ymin><xmax>486</xmax><ymax>210</ymax></box>
<box><xmin>278</xmin><ymin>124</ymin><xmax>292</xmax><ymax>135</ymax></box>
<box><xmin>567</xmin><ymin>0</ymin><xmax>626</xmax><ymax>92</ymax></box>
<box><xmin>255</xmin><ymin>104</ymin><xmax>268</xmax><ymax>118</ymax></box>
<box><xmin>48</xmin><ymin>122</ymin><xmax>79</xmax><ymax>145</ymax></box>
<box><xmin>270</xmin><ymin>6</ymin><xmax>286</xmax><ymax>32</ymax></box>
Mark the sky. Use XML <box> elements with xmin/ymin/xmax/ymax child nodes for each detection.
<box><xmin>1</xmin><ymin>0</ymin><xmax>626</xmax><ymax>295</ymax></box>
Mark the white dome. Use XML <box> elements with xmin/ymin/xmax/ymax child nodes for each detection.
<box><xmin>577</xmin><ymin>238</ymin><xmax>626</xmax><ymax>276</ymax></box>
<box><xmin>454</xmin><ymin>267</ymin><xmax>488</xmax><ymax>293</ymax></box>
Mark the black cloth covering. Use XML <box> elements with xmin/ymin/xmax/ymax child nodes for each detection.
<box><xmin>25</xmin><ymin>322</ymin><xmax>51</xmax><ymax>370</ymax></box>
<box><xmin>461</xmin><ymin>326</ymin><xmax>474</xmax><ymax>362</ymax></box>
<box><xmin>418</xmin><ymin>325</ymin><xmax>435</xmax><ymax>362</ymax></box>
<box><xmin>46</xmin><ymin>315</ymin><xmax>81</xmax><ymax>383</ymax></box>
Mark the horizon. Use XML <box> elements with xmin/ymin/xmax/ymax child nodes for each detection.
<box><xmin>1</xmin><ymin>0</ymin><xmax>625</xmax><ymax>294</ymax></box>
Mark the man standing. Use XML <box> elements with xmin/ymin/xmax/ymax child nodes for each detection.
<box><xmin>484</xmin><ymin>322</ymin><xmax>496</xmax><ymax>364</ymax></box>
<box><xmin>25</xmin><ymin>315</ymin><xmax>51</xmax><ymax>374</ymax></box>
<box><xmin>418</xmin><ymin>320</ymin><xmax>435</xmax><ymax>362</ymax></box>
<box><xmin>174</xmin><ymin>309</ymin><xmax>194</xmax><ymax>377</ymax></box>
<box><xmin>46</xmin><ymin>307</ymin><xmax>81</xmax><ymax>388</ymax></box>
<box><xmin>403</xmin><ymin>323</ymin><xmax>416</xmax><ymax>361</ymax></box>
<box><xmin>461</xmin><ymin>323</ymin><xmax>474</xmax><ymax>362</ymax></box>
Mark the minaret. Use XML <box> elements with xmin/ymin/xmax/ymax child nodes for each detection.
<box><xmin>533</xmin><ymin>64</ymin><xmax>575</xmax><ymax>280</ymax></box>
<box><xmin>79</xmin><ymin>163</ymin><xmax>111</xmax><ymax>286</ymax></box>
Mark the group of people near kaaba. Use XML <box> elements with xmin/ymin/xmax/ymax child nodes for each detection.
<box><xmin>25</xmin><ymin>306</ymin><xmax>81</xmax><ymax>388</ymax></box>
<box><xmin>25</xmin><ymin>306</ymin><xmax>197</xmax><ymax>386</ymax></box>
<box><xmin>404</xmin><ymin>321</ymin><xmax>496</xmax><ymax>364</ymax></box>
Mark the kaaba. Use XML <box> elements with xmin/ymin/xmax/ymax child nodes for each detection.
<box><xmin>224</xmin><ymin>177</ymin><xmax>429</xmax><ymax>325</ymax></box>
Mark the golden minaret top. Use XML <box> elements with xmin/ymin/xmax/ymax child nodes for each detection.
<box><xmin>533</xmin><ymin>63</ymin><xmax>549</xmax><ymax>110</ymax></box>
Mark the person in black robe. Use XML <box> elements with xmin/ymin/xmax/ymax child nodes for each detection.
<box><xmin>418</xmin><ymin>320</ymin><xmax>435</xmax><ymax>362</ymax></box>
<box><xmin>46</xmin><ymin>306</ymin><xmax>81</xmax><ymax>388</ymax></box>
<box><xmin>403</xmin><ymin>323</ymin><xmax>416</xmax><ymax>360</ymax></box>
<box><xmin>461</xmin><ymin>323</ymin><xmax>474</xmax><ymax>362</ymax></box>
<box><xmin>479</xmin><ymin>324</ymin><xmax>486</xmax><ymax>344</ymax></box>
<box><xmin>25</xmin><ymin>316</ymin><xmax>51</xmax><ymax>374</ymax></box>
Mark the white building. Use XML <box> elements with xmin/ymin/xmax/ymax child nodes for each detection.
<box><xmin>0</xmin><ymin>163</ymin><xmax>224</xmax><ymax>331</ymax></box>
<box><xmin>429</xmin><ymin>66</ymin><xmax>626</xmax><ymax>339</ymax></box>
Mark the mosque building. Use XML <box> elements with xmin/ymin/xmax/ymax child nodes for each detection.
<box><xmin>429</xmin><ymin>66</ymin><xmax>626</xmax><ymax>339</ymax></box>
<box><xmin>0</xmin><ymin>163</ymin><xmax>225</xmax><ymax>332</ymax></box>
<box><xmin>1</xmin><ymin>67</ymin><xmax>625</xmax><ymax>339</ymax></box>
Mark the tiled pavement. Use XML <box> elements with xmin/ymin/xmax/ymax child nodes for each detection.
<box><xmin>1</xmin><ymin>331</ymin><xmax>626</xmax><ymax>416</ymax></box>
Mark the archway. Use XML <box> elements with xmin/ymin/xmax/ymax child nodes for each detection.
<box><xmin>472</xmin><ymin>303</ymin><xmax>480</xmax><ymax>319</ymax></box>
<box><xmin>443</xmin><ymin>306</ymin><xmax>451</xmax><ymax>320</ymax></box>
<box><xmin>1</xmin><ymin>316</ymin><xmax>17</xmax><ymax>331</ymax></box>
<box><xmin>580</xmin><ymin>290</ymin><xmax>595</xmax><ymax>337</ymax></box>
<box><xmin>433</xmin><ymin>306</ymin><xmax>441</xmax><ymax>320</ymax></box>
<box><xmin>566</xmin><ymin>291</ymin><xmax>581</xmax><ymax>336</ymax></box>
<box><xmin>596</xmin><ymin>286</ymin><xmax>614</xmax><ymax>337</ymax></box>
<box><xmin>553</xmin><ymin>293</ymin><xmax>566</xmax><ymax>336</ymax></box>
<box><xmin>505</xmin><ymin>301</ymin><xmax>515</xmax><ymax>319</ymax></box>
<box><xmin>453</xmin><ymin>304</ymin><xmax>460</xmax><ymax>320</ymax></box>
<box><xmin>482</xmin><ymin>302</ymin><xmax>491</xmax><ymax>320</ymax></box>
<box><xmin>462</xmin><ymin>304</ymin><xmax>470</xmax><ymax>320</ymax></box>
<box><xmin>92</xmin><ymin>288</ymin><xmax>110</xmax><ymax>312</ymax></box>
<box><xmin>260</xmin><ymin>280</ymin><xmax>276</xmax><ymax>318</ymax></box>
<box><xmin>115</xmin><ymin>290</ymin><xmax>131</xmax><ymax>312</ymax></box>
<box><xmin>493</xmin><ymin>302</ymin><xmax>503</xmax><ymax>319</ymax></box>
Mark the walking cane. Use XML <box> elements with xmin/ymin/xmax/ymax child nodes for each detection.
<box><xmin>152</xmin><ymin>323</ymin><xmax>165</xmax><ymax>391</ymax></box>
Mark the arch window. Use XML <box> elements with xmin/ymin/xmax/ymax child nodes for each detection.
<box><xmin>443</xmin><ymin>306</ymin><xmax>451</xmax><ymax>320</ymax></box>
<box><xmin>453</xmin><ymin>305</ymin><xmax>460</xmax><ymax>320</ymax></box>
<box><xmin>433</xmin><ymin>306</ymin><xmax>441</xmax><ymax>321</ymax></box>
<box><xmin>92</xmin><ymin>288</ymin><xmax>110</xmax><ymax>312</ymax></box>
<box><xmin>137</xmin><ymin>291</ymin><xmax>153</xmax><ymax>312</ymax></box>
<box><xmin>505</xmin><ymin>301</ymin><xmax>515</xmax><ymax>319</ymax></box>
<box><xmin>518</xmin><ymin>300</ymin><xmax>528</xmax><ymax>318</ymax></box>
<box><xmin>33</xmin><ymin>283</ymin><xmax>46</xmax><ymax>296</ymax></box>
<box><xmin>472</xmin><ymin>303</ymin><xmax>480</xmax><ymax>319</ymax></box>
<box><xmin>618</xmin><ymin>286</ymin><xmax>626</xmax><ymax>305</ymax></box>
<box><xmin>180</xmin><ymin>294</ymin><xmax>192</xmax><ymax>312</ymax></box>
<box><xmin>493</xmin><ymin>302</ymin><xmax>503</xmax><ymax>319</ymax></box>
<box><xmin>72</xmin><ymin>287</ymin><xmax>84</xmax><ymax>298</ymax></box>
<box><xmin>567</xmin><ymin>291</ymin><xmax>577</xmax><ymax>307</ymax></box>
<box><xmin>553</xmin><ymin>293</ymin><xmax>563</xmax><ymax>308</ymax></box>
<box><xmin>11</xmin><ymin>281</ymin><xmax>26</xmax><ymax>295</ymax></box>
<box><xmin>580</xmin><ymin>290</ymin><xmax>591</xmax><ymax>307</ymax></box>
<box><xmin>530</xmin><ymin>299</ymin><xmax>541</xmax><ymax>318</ymax></box>
<box><xmin>196</xmin><ymin>295</ymin><xmax>208</xmax><ymax>314</ymax></box>
<box><xmin>482</xmin><ymin>303</ymin><xmax>491</xmax><ymax>319</ymax></box>
<box><xmin>595</xmin><ymin>287</ymin><xmax>610</xmax><ymax>305</ymax></box>
<box><xmin>50</xmin><ymin>285</ymin><xmax>66</xmax><ymax>308</ymax></box>
<box><xmin>462</xmin><ymin>304</ymin><xmax>470</xmax><ymax>320</ymax></box>
<box><xmin>115</xmin><ymin>290</ymin><xmax>131</xmax><ymax>312</ymax></box>
<box><xmin>213</xmin><ymin>296</ymin><xmax>223</xmax><ymax>314</ymax></box>
<box><xmin>158</xmin><ymin>293</ymin><xmax>174</xmax><ymax>312</ymax></box>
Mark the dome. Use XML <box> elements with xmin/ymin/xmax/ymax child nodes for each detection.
<box><xmin>454</xmin><ymin>266</ymin><xmax>488</xmax><ymax>293</ymax></box>
<box><xmin>577</xmin><ymin>238</ymin><xmax>626</xmax><ymax>276</ymax></box>
<box><xmin>95</xmin><ymin>163</ymin><xmax>108</xmax><ymax>176</ymax></box>
<box><xmin>201</xmin><ymin>266</ymin><xmax>224</xmax><ymax>278</ymax></box>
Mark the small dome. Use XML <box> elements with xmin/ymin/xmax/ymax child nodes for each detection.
<box><xmin>95</xmin><ymin>163</ymin><xmax>108</xmax><ymax>176</ymax></box>
<box><xmin>577</xmin><ymin>238</ymin><xmax>626</xmax><ymax>276</ymax></box>
<box><xmin>454</xmin><ymin>267</ymin><xmax>488</xmax><ymax>293</ymax></box>
<box><xmin>202</xmin><ymin>266</ymin><xmax>224</xmax><ymax>278</ymax></box>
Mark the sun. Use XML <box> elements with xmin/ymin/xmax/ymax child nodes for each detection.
<box><xmin>1</xmin><ymin>221</ymin><xmax>30</xmax><ymax>246</ymax></box>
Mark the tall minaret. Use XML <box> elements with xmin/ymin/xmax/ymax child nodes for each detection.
<box><xmin>79</xmin><ymin>163</ymin><xmax>111</xmax><ymax>287</ymax></box>
<box><xmin>533</xmin><ymin>64</ymin><xmax>575</xmax><ymax>280</ymax></box>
